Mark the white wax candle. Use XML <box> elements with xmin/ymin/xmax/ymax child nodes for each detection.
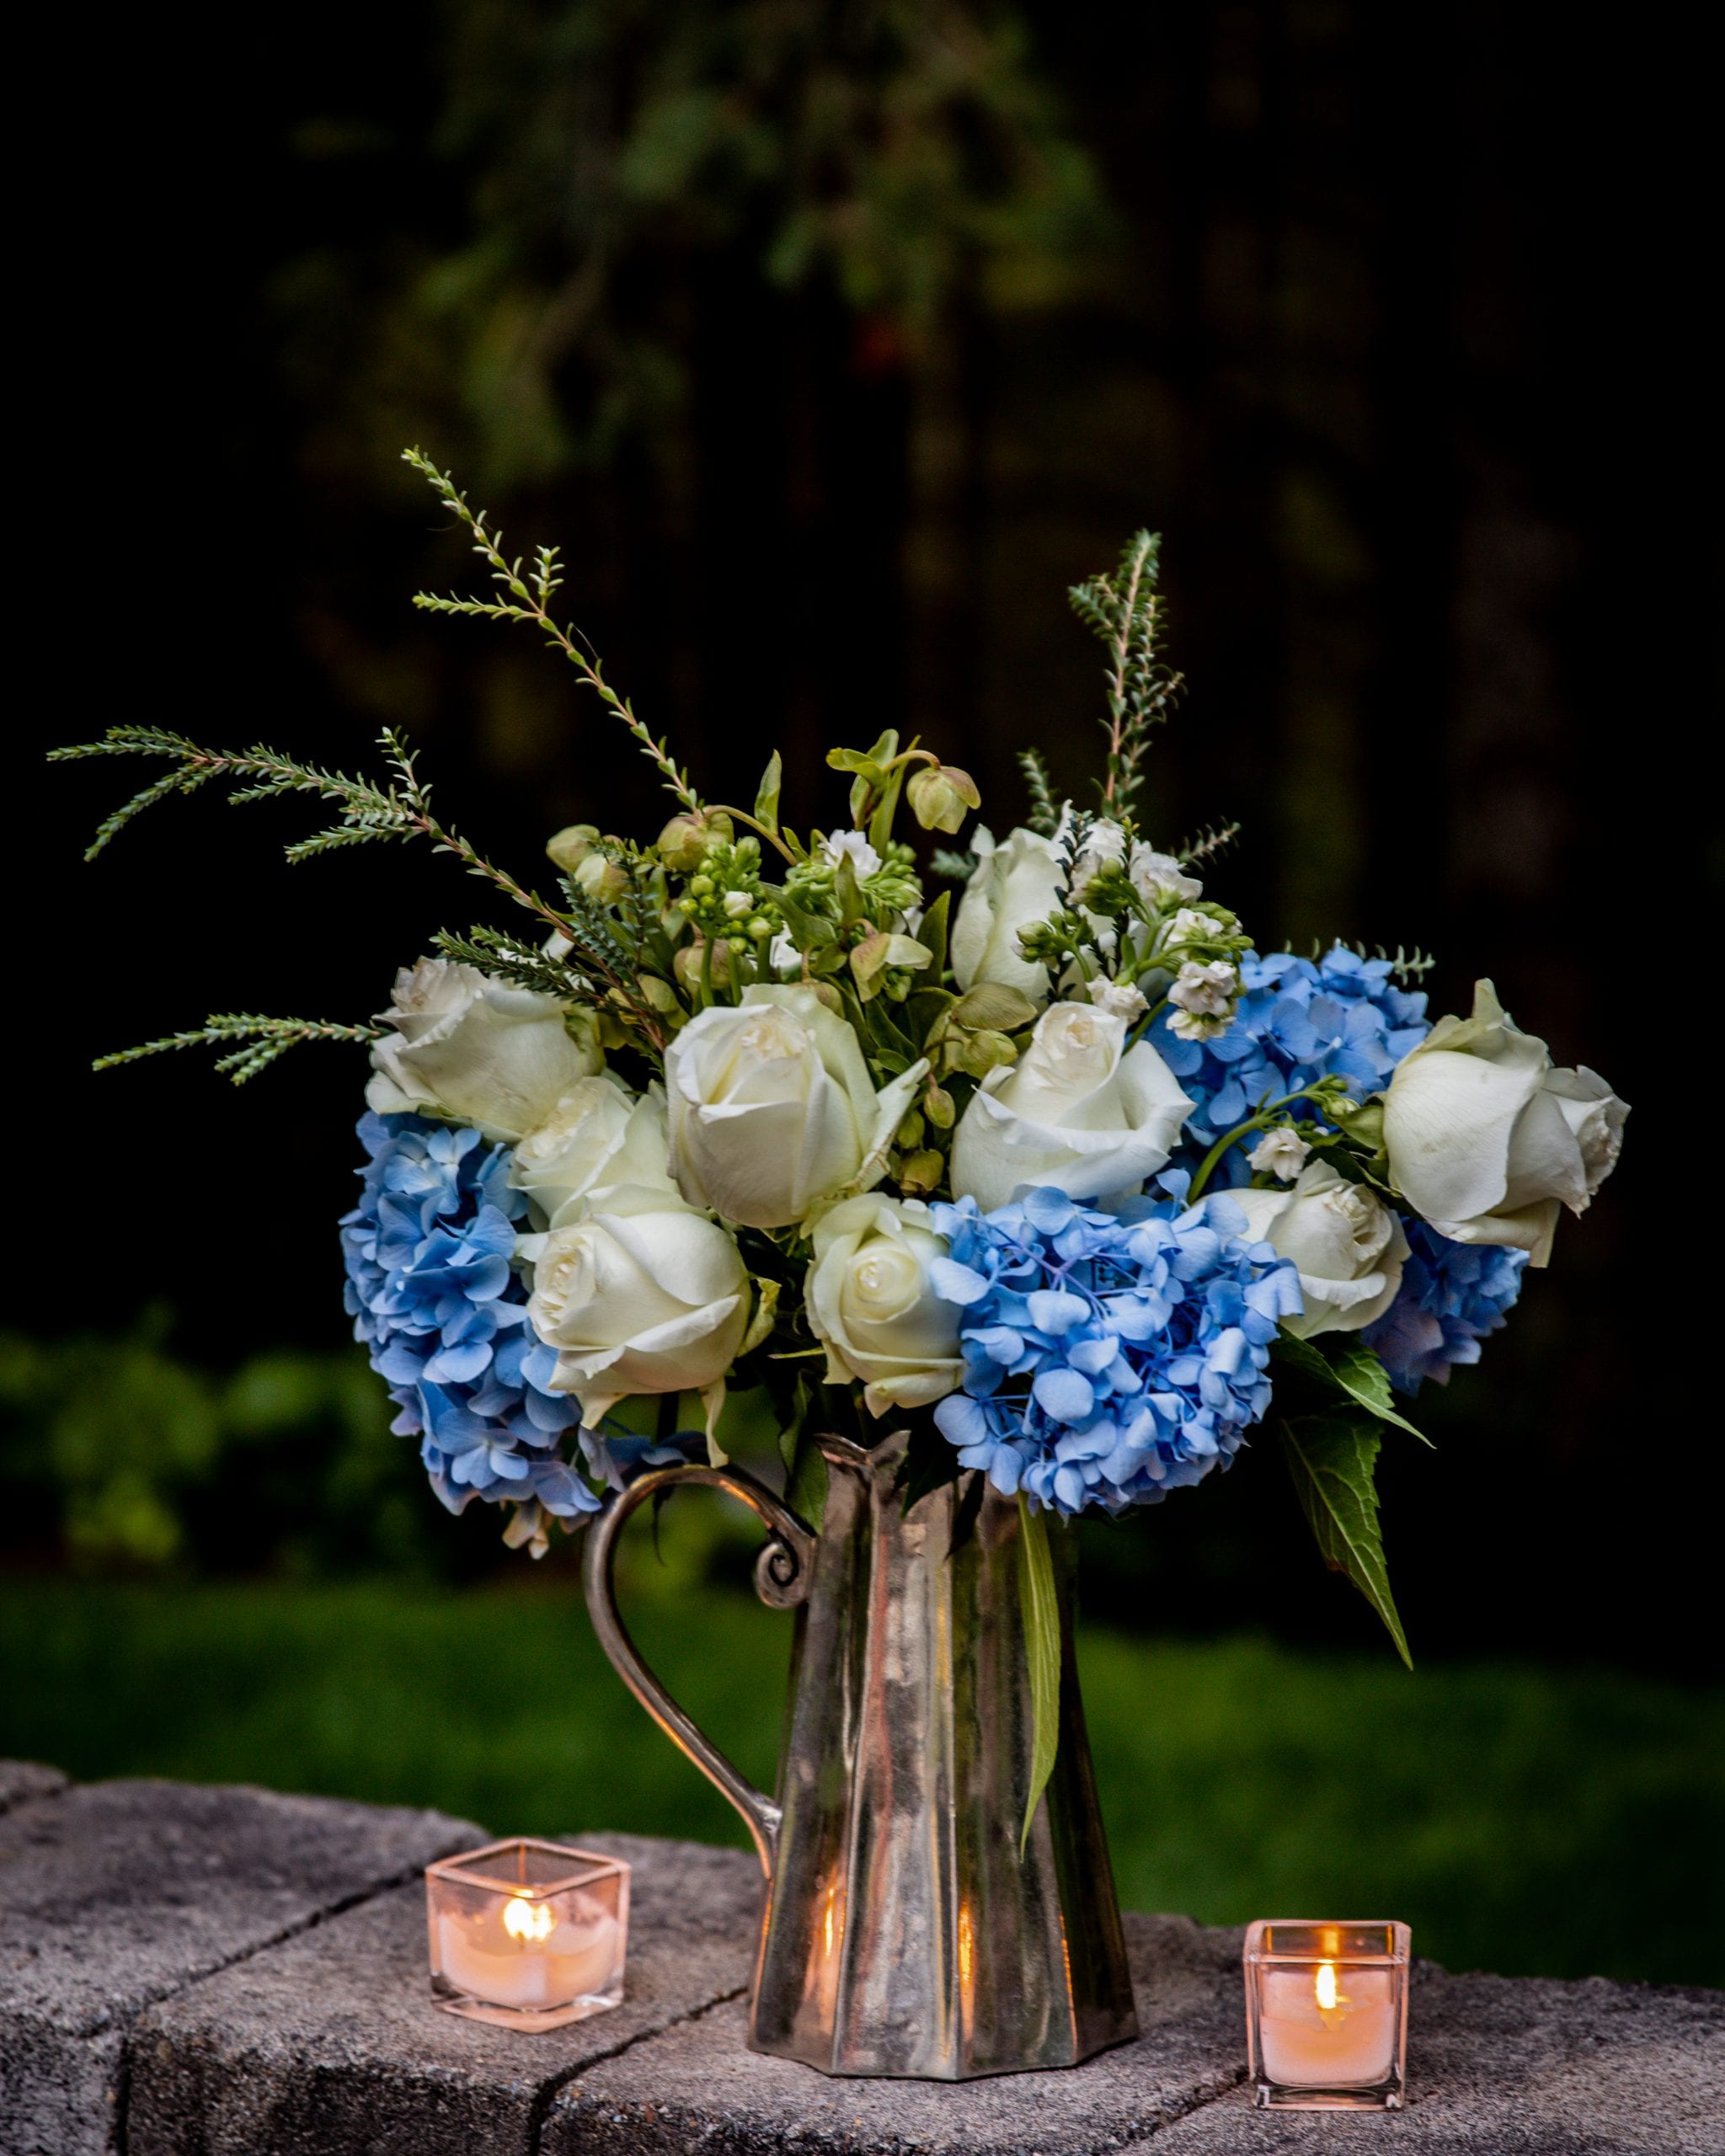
<box><xmin>437</xmin><ymin>1903</ymin><xmax>620</xmax><ymax>2009</ymax></box>
<box><xmin>1259</xmin><ymin>1964</ymin><xmax>1397</xmax><ymax>2087</ymax></box>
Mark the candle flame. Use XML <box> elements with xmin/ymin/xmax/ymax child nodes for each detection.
<box><xmin>503</xmin><ymin>1895</ymin><xmax>555</xmax><ymax>1944</ymax></box>
<box><xmin>1315</xmin><ymin>1961</ymin><xmax>1339</xmax><ymax>2012</ymax></box>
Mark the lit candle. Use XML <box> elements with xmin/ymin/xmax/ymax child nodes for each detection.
<box><xmin>1244</xmin><ymin>1920</ymin><xmax>1410</xmax><ymax>2109</ymax></box>
<box><xmin>436</xmin><ymin>1892</ymin><xmax>622</xmax><ymax>2011</ymax></box>
<box><xmin>1258</xmin><ymin>1956</ymin><xmax>1397</xmax><ymax>2086</ymax></box>
<box><xmin>425</xmin><ymin>1838</ymin><xmax>631</xmax><ymax>2031</ymax></box>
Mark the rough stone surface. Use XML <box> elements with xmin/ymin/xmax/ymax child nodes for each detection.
<box><xmin>1154</xmin><ymin>1963</ymin><xmax>1725</xmax><ymax>2156</ymax></box>
<box><xmin>0</xmin><ymin>1763</ymin><xmax>67</xmax><ymax>1818</ymax></box>
<box><xmin>2</xmin><ymin>1768</ymin><xmax>1719</xmax><ymax>2156</ymax></box>
<box><xmin>543</xmin><ymin>1912</ymin><xmax>1248</xmax><ymax>2156</ymax></box>
<box><xmin>126</xmin><ymin>1832</ymin><xmax>764</xmax><ymax>2156</ymax></box>
<box><xmin>0</xmin><ymin>1777</ymin><xmax>478</xmax><ymax>2156</ymax></box>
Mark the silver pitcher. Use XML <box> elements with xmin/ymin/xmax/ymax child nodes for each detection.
<box><xmin>583</xmin><ymin>1427</ymin><xmax>1140</xmax><ymax>2079</ymax></box>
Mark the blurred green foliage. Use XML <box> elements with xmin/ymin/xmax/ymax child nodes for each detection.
<box><xmin>0</xmin><ymin>1314</ymin><xmax>435</xmax><ymax>1577</ymax></box>
<box><xmin>291</xmin><ymin>0</ymin><xmax>1114</xmax><ymax>490</ymax></box>
<box><xmin>3</xmin><ymin>1575</ymin><xmax>1717</xmax><ymax>1987</ymax></box>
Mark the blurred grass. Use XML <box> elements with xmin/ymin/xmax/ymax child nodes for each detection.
<box><xmin>2</xmin><ymin>1576</ymin><xmax>1718</xmax><ymax>1988</ymax></box>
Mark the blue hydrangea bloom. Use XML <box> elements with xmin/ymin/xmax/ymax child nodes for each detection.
<box><xmin>928</xmin><ymin>1185</ymin><xmax>1302</xmax><ymax>1517</ymax></box>
<box><xmin>340</xmin><ymin>1112</ymin><xmax>599</xmax><ymax>1520</ymax></box>
<box><xmin>1361</xmin><ymin>1219</ymin><xmax>1528</xmax><ymax>1396</ymax></box>
<box><xmin>1150</xmin><ymin>946</ymin><xmax>1430</xmax><ymax>1183</ymax></box>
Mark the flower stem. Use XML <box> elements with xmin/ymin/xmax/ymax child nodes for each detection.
<box><xmin>1185</xmin><ymin>1087</ymin><xmax>1327</xmax><ymax>1199</ymax></box>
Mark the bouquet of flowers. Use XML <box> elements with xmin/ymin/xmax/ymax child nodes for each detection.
<box><xmin>55</xmin><ymin>451</ymin><xmax>1626</xmax><ymax>1686</ymax></box>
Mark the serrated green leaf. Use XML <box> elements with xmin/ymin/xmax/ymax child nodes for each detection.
<box><xmin>753</xmin><ymin>750</ymin><xmax>782</xmax><ymax>835</ymax></box>
<box><xmin>1273</xmin><ymin>1330</ymin><xmax>1430</xmax><ymax>1445</ymax></box>
<box><xmin>1017</xmin><ymin>1494</ymin><xmax>1062</xmax><ymax>1855</ymax></box>
<box><xmin>1279</xmin><ymin>1412</ymin><xmax>1412</xmax><ymax>1668</ymax></box>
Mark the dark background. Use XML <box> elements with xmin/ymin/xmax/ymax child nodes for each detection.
<box><xmin>13</xmin><ymin>2</ymin><xmax>1716</xmax><ymax>1668</ymax></box>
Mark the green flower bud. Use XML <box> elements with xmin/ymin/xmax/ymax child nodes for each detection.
<box><xmin>897</xmin><ymin>1149</ymin><xmax>946</xmax><ymax>1198</ymax></box>
<box><xmin>906</xmin><ymin>762</ymin><xmax>981</xmax><ymax>835</ymax></box>
<box><xmin>655</xmin><ymin>809</ymin><xmax>732</xmax><ymax>873</ymax></box>
<box><xmin>924</xmin><ymin>1084</ymin><xmax>955</xmax><ymax>1129</ymax></box>
<box><xmin>574</xmin><ymin>852</ymin><xmax>628</xmax><ymax>904</ymax></box>
<box><xmin>546</xmin><ymin>823</ymin><xmax>601</xmax><ymax>872</ymax></box>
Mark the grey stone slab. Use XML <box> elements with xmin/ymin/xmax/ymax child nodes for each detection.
<box><xmin>0</xmin><ymin>1777</ymin><xmax>479</xmax><ymax>2156</ymax></box>
<box><xmin>543</xmin><ymin>1911</ymin><xmax>1248</xmax><ymax>2156</ymax></box>
<box><xmin>1151</xmin><ymin>1962</ymin><xmax>1725</xmax><ymax>2156</ymax></box>
<box><xmin>126</xmin><ymin>1831</ymin><xmax>764</xmax><ymax>2156</ymax></box>
<box><xmin>0</xmin><ymin>1762</ymin><xmax>67</xmax><ymax>1818</ymax></box>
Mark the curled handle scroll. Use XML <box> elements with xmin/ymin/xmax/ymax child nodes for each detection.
<box><xmin>582</xmin><ymin>1463</ymin><xmax>816</xmax><ymax>1876</ymax></box>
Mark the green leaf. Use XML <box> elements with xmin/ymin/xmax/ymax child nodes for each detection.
<box><xmin>1279</xmin><ymin>1412</ymin><xmax>1412</xmax><ymax>1668</ymax></box>
<box><xmin>949</xmin><ymin>982</ymin><xmax>1040</xmax><ymax>1033</ymax></box>
<box><xmin>916</xmin><ymin>889</ymin><xmax>951</xmax><ymax>984</ymax></box>
<box><xmin>776</xmin><ymin>891</ymin><xmax>837</xmax><ymax>949</ymax></box>
<box><xmin>753</xmin><ymin>751</ymin><xmax>782</xmax><ymax>835</ymax></box>
<box><xmin>1017</xmin><ymin>1494</ymin><xmax>1063</xmax><ymax>1855</ymax></box>
<box><xmin>1273</xmin><ymin>1331</ymin><xmax>1429</xmax><ymax>1445</ymax></box>
<box><xmin>740</xmin><ymin>1278</ymin><xmax>780</xmax><ymax>1357</ymax></box>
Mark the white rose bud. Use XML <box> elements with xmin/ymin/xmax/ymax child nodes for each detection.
<box><xmin>1247</xmin><ymin>1127</ymin><xmax>1311</xmax><ymax>1182</ymax></box>
<box><xmin>1230</xmin><ymin>1161</ymin><xmax>1410</xmax><ymax>1338</ymax></box>
<box><xmin>950</xmin><ymin>825</ymin><xmax>1067</xmax><ymax>1001</ymax></box>
<box><xmin>951</xmin><ymin>1000</ymin><xmax>1194</xmax><ymax>1213</ymax></box>
<box><xmin>665</xmin><ymin>985</ymin><xmax>927</xmax><ymax>1229</ymax></box>
<box><xmin>510</xmin><ymin>1078</ymin><xmax>675</xmax><ymax>1225</ymax></box>
<box><xmin>807</xmin><ymin>1194</ymin><xmax>963</xmax><ymax>1415</ymax></box>
<box><xmin>1382</xmin><ymin>979</ymin><xmax>1628</xmax><ymax>1266</ymax></box>
<box><xmin>1129</xmin><ymin>845</ymin><xmax>1202</xmax><ymax>905</ymax></box>
<box><xmin>366</xmin><ymin>958</ymin><xmax>602</xmax><ymax>1143</ymax></box>
<box><xmin>527</xmin><ymin>1185</ymin><xmax>750</xmax><ymax>1428</ymax></box>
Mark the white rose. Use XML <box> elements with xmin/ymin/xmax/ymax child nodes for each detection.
<box><xmin>950</xmin><ymin>825</ymin><xmax>1067</xmax><ymax>1000</ymax></box>
<box><xmin>1230</xmin><ymin>1161</ymin><xmax>1409</xmax><ymax>1338</ymax></box>
<box><xmin>665</xmin><ymin>984</ymin><xmax>927</xmax><ymax>1230</ymax></box>
<box><xmin>1382</xmin><ymin>979</ymin><xmax>1628</xmax><ymax>1266</ymax></box>
<box><xmin>526</xmin><ymin>1185</ymin><xmax>750</xmax><ymax>1428</ymax></box>
<box><xmin>1247</xmin><ymin>1127</ymin><xmax>1311</xmax><ymax>1182</ymax></box>
<box><xmin>807</xmin><ymin>1194</ymin><xmax>963</xmax><ymax>1416</ymax></box>
<box><xmin>510</xmin><ymin>1077</ymin><xmax>674</xmax><ymax>1225</ymax></box>
<box><xmin>366</xmin><ymin>958</ymin><xmax>602</xmax><ymax>1142</ymax></box>
<box><xmin>1129</xmin><ymin>845</ymin><xmax>1202</xmax><ymax>905</ymax></box>
<box><xmin>951</xmin><ymin>1001</ymin><xmax>1193</xmax><ymax>1212</ymax></box>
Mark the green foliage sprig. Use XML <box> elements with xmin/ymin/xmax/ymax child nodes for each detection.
<box><xmin>92</xmin><ymin>1014</ymin><xmax>385</xmax><ymax>1085</ymax></box>
<box><xmin>1068</xmin><ymin>530</ymin><xmax>1183</xmax><ymax>814</ymax></box>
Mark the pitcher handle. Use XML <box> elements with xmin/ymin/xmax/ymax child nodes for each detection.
<box><xmin>583</xmin><ymin>1462</ymin><xmax>817</xmax><ymax>1876</ymax></box>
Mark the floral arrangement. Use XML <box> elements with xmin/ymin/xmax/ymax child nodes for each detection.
<box><xmin>55</xmin><ymin>451</ymin><xmax>1626</xmax><ymax>1808</ymax></box>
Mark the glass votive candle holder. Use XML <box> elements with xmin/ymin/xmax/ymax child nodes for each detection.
<box><xmin>425</xmin><ymin>1838</ymin><xmax>630</xmax><ymax>2032</ymax></box>
<box><xmin>1244</xmin><ymin>1920</ymin><xmax>1410</xmax><ymax>2110</ymax></box>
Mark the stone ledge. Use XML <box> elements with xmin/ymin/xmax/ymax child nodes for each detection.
<box><xmin>0</xmin><ymin>1774</ymin><xmax>481</xmax><ymax>2156</ymax></box>
<box><xmin>1</xmin><ymin>1763</ymin><xmax>1718</xmax><ymax>2156</ymax></box>
<box><xmin>0</xmin><ymin>1762</ymin><xmax>66</xmax><ymax>1818</ymax></box>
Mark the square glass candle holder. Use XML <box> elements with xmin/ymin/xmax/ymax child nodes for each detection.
<box><xmin>425</xmin><ymin>1838</ymin><xmax>630</xmax><ymax>2032</ymax></box>
<box><xmin>1244</xmin><ymin>1921</ymin><xmax>1411</xmax><ymax>2110</ymax></box>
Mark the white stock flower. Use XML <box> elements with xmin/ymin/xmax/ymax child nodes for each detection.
<box><xmin>1382</xmin><ymin>980</ymin><xmax>1628</xmax><ymax>1266</ymax></box>
<box><xmin>510</xmin><ymin>1078</ymin><xmax>674</xmax><ymax>1225</ymax></box>
<box><xmin>1087</xmin><ymin>976</ymin><xmax>1149</xmax><ymax>1022</ymax></box>
<box><xmin>950</xmin><ymin>825</ymin><xmax>1066</xmax><ymax>1001</ymax></box>
<box><xmin>1169</xmin><ymin>959</ymin><xmax>1237</xmax><ymax>1017</ymax></box>
<box><xmin>366</xmin><ymin>958</ymin><xmax>601</xmax><ymax>1142</ymax></box>
<box><xmin>526</xmin><ymin>1184</ymin><xmax>750</xmax><ymax>1428</ymax></box>
<box><xmin>1229</xmin><ymin>1161</ymin><xmax>1409</xmax><ymax>1338</ymax></box>
<box><xmin>822</xmin><ymin>830</ymin><xmax>881</xmax><ymax>878</ymax></box>
<box><xmin>951</xmin><ymin>1001</ymin><xmax>1193</xmax><ymax>1212</ymax></box>
<box><xmin>1247</xmin><ymin>1127</ymin><xmax>1311</xmax><ymax>1182</ymax></box>
<box><xmin>806</xmin><ymin>1194</ymin><xmax>963</xmax><ymax>1416</ymax></box>
<box><xmin>1164</xmin><ymin>907</ymin><xmax>1217</xmax><ymax>947</ymax></box>
<box><xmin>1067</xmin><ymin>818</ymin><xmax>1129</xmax><ymax>904</ymax></box>
<box><xmin>1129</xmin><ymin>845</ymin><xmax>1202</xmax><ymax>905</ymax></box>
<box><xmin>665</xmin><ymin>984</ymin><xmax>927</xmax><ymax>1229</ymax></box>
<box><xmin>767</xmin><ymin>926</ymin><xmax>800</xmax><ymax>976</ymax></box>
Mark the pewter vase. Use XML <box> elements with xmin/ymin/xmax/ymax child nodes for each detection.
<box><xmin>583</xmin><ymin>1426</ymin><xmax>1140</xmax><ymax>2079</ymax></box>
